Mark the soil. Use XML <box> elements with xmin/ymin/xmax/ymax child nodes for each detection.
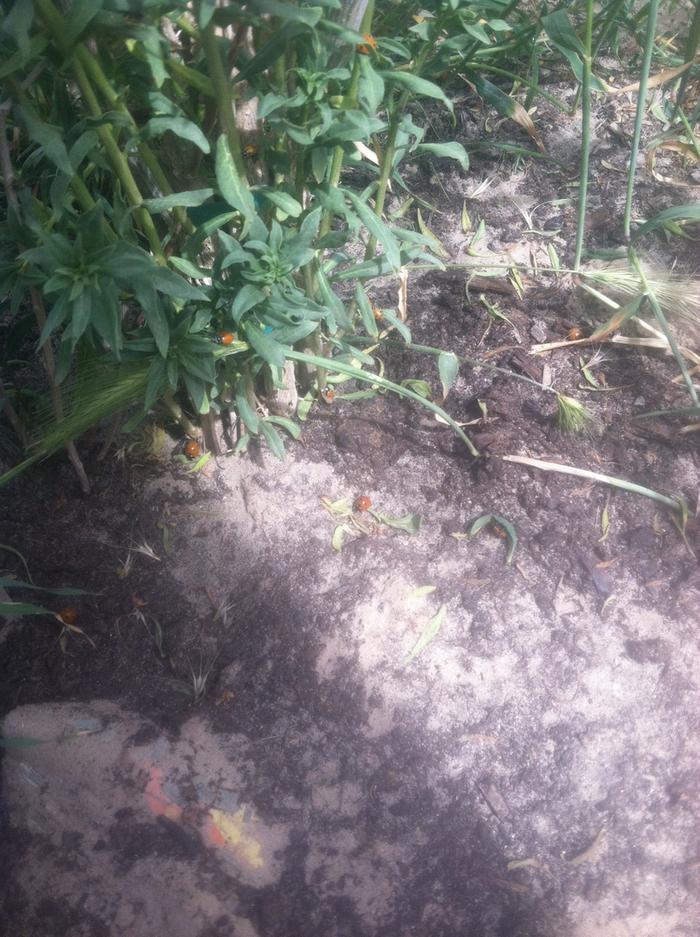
<box><xmin>1</xmin><ymin>54</ymin><xmax>699</xmax><ymax>937</ymax></box>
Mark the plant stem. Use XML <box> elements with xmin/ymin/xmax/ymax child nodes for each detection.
<box><xmin>199</xmin><ymin>14</ymin><xmax>247</xmax><ymax>181</ymax></box>
<box><xmin>365</xmin><ymin>41</ymin><xmax>432</xmax><ymax>258</ymax></box>
<box><xmin>573</xmin><ymin>0</ymin><xmax>593</xmax><ymax>272</ymax></box>
<box><xmin>623</xmin><ymin>0</ymin><xmax>660</xmax><ymax>240</ymax></box>
<box><xmin>630</xmin><ymin>250</ymin><xmax>699</xmax><ymax>407</ymax></box>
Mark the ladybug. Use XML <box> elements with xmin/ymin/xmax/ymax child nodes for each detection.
<box><xmin>243</xmin><ymin>143</ymin><xmax>259</xmax><ymax>158</ymax></box>
<box><xmin>217</xmin><ymin>331</ymin><xmax>235</xmax><ymax>345</ymax></box>
<box><xmin>356</xmin><ymin>34</ymin><xmax>378</xmax><ymax>55</ymax></box>
<box><xmin>321</xmin><ymin>386</ymin><xmax>335</xmax><ymax>403</ymax></box>
<box><xmin>184</xmin><ymin>439</ymin><xmax>202</xmax><ymax>459</ymax></box>
<box><xmin>372</xmin><ymin>306</ymin><xmax>383</xmax><ymax>320</ymax></box>
<box><xmin>354</xmin><ymin>495</ymin><xmax>372</xmax><ymax>512</ymax></box>
<box><xmin>567</xmin><ymin>326</ymin><xmax>584</xmax><ymax>341</ymax></box>
<box><xmin>57</xmin><ymin>607</ymin><xmax>78</xmax><ymax>626</ymax></box>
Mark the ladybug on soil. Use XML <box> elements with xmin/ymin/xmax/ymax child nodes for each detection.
<box><xmin>354</xmin><ymin>495</ymin><xmax>372</xmax><ymax>512</ymax></box>
<box><xmin>184</xmin><ymin>439</ymin><xmax>202</xmax><ymax>460</ymax></box>
<box><xmin>216</xmin><ymin>331</ymin><xmax>235</xmax><ymax>345</ymax></box>
<box><xmin>57</xmin><ymin>607</ymin><xmax>79</xmax><ymax>626</ymax></box>
<box><xmin>567</xmin><ymin>326</ymin><xmax>585</xmax><ymax>341</ymax></box>
<box><xmin>321</xmin><ymin>386</ymin><xmax>335</xmax><ymax>403</ymax></box>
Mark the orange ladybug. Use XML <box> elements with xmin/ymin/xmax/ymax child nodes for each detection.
<box><xmin>184</xmin><ymin>439</ymin><xmax>202</xmax><ymax>459</ymax></box>
<box><xmin>321</xmin><ymin>386</ymin><xmax>335</xmax><ymax>403</ymax></box>
<box><xmin>372</xmin><ymin>306</ymin><xmax>383</xmax><ymax>320</ymax></box>
<box><xmin>217</xmin><ymin>331</ymin><xmax>235</xmax><ymax>345</ymax></box>
<box><xmin>243</xmin><ymin>143</ymin><xmax>259</xmax><ymax>158</ymax></box>
<box><xmin>58</xmin><ymin>607</ymin><xmax>78</xmax><ymax>626</ymax></box>
<box><xmin>356</xmin><ymin>34</ymin><xmax>378</xmax><ymax>55</ymax></box>
<box><xmin>567</xmin><ymin>326</ymin><xmax>584</xmax><ymax>341</ymax></box>
<box><xmin>354</xmin><ymin>495</ymin><xmax>372</xmax><ymax>512</ymax></box>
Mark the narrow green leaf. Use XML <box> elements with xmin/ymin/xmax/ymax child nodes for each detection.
<box><xmin>355</xmin><ymin>283</ymin><xmax>379</xmax><ymax>337</ymax></box>
<box><xmin>17</xmin><ymin>105</ymin><xmax>73</xmax><ymax>175</ymax></box>
<box><xmin>372</xmin><ymin>512</ymin><xmax>422</xmax><ymax>534</ymax></box>
<box><xmin>254</xmin><ymin>188</ymin><xmax>303</xmax><ymax>217</ymax></box>
<box><xmin>265</xmin><ymin>415</ymin><xmax>301</xmax><ymax>439</ymax></box>
<box><xmin>438</xmin><ymin>352</ymin><xmax>459</xmax><ymax>400</ymax></box>
<box><xmin>232</xmin><ymin>284</ymin><xmax>265</xmax><ymax>322</ymax></box>
<box><xmin>243</xmin><ymin>322</ymin><xmax>287</xmax><ymax>367</ymax></box>
<box><xmin>381</xmin><ymin>71</ymin><xmax>453</xmax><ymax>113</ymax></box>
<box><xmin>259</xmin><ymin>419</ymin><xmax>285</xmax><ymax>459</ymax></box>
<box><xmin>345</xmin><ymin>190</ymin><xmax>401</xmax><ymax>269</ymax></box>
<box><xmin>235</xmin><ymin>382</ymin><xmax>260</xmax><ymax>433</ymax></box>
<box><xmin>142</xmin><ymin>189</ymin><xmax>214</xmax><ymax>212</ymax></box>
<box><xmin>215</xmin><ymin>134</ymin><xmax>256</xmax><ymax>219</ymax></box>
<box><xmin>632</xmin><ymin>204</ymin><xmax>700</xmax><ymax>241</ymax></box>
<box><xmin>379</xmin><ymin>308</ymin><xmax>411</xmax><ymax>343</ymax></box>
<box><xmin>414</xmin><ymin>142</ymin><xmax>469</xmax><ymax>171</ymax></box>
<box><xmin>404</xmin><ymin>604</ymin><xmax>447</xmax><ymax>664</ymax></box>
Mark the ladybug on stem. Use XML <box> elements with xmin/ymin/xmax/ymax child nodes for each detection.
<box><xmin>184</xmin><ymin>439</ymin><xmax>202</xmax><ymax>460</ymax></box>
<box><xmin>356</xmin><ymin>34</ymin><xmax>378</xmax><ymax>55</ymax></box>
<box><xmin>354</xmin><ymin>495</ymin><xmax>372</xmax><ymax>512</ymax></box>
<box><xmin>216</xmin><ymin>331</ymin><xmax>235</xmax><ymax>345</ymax></box>
<box><xmin>321</xmin><ymin>386</ymin><xmax>335</xmax><ymax>403</ymax></box>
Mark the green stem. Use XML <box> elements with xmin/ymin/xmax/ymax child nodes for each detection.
<box><xmin>630</xmin><ymin>250</ymin><xmax>699</xmax><ymax>407</ymax></box>
<box><xmin>71</xmin><ymin>57</ymin><xmax>165</xmax><ymax>261</ymax></box>
<box><xmin>365</xmin><ymin>41</ymin><xmax>433</xmax><ymax>259</ymax></box>
<box><xmin>76</xmin><ymin>47</ymin><xmax>194</xmax><ymax>234</ymax></box>
<box><xmin>573</xmin><ymin>0</ymin><xmax>593</xmax><ymax>271</ymax></box>
<box><xmin>34</xmin><ymin>0</ymin><xmax>165</xmax><ymax>261</ymax></box>
<box><xmin>623</xmin><ymin>0</ymin><xmax>661</xmax><ymax>240</ymax></box>
<box><xmin>199</xmin><ymin>13</ymin><xmax>247</xmax><ymax>181</ymax></box>
<box><xmin>318</xmin><ymin>0</ymin><xmax>375</xmax><ymax>239</ymax></box>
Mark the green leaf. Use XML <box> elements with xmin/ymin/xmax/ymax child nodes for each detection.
<box><xmin>265</xmin><ymin>415</ymin><xmax>301</xmax><ymax>439</ymax></box>
<box><xmin>168</xmin><ymin>256</ymin><xmax>209</xmax><ymax>279</ymax></box>
<box><xmin>355</xmin><ymin>283</ymin><xmax>379</xmax><ymax>337</ymax></box>
<box><xmin>0</xmin><ymin>577</ymin><xmax>87</xmax><ymax>596</ymax></box>
<box><xmin>0</xmin><ymin>601</ymin><xmax>52</xmax><ymax>618</ymax></box>
<box><xmin>16</xmin><ymin>104</ymin><xmax>73</xmax><ymax>175</ymax></box>
<box><xmin>0</xmin><ymin>35</ymin><xmax>48</xmax><ymax>80</ymax></box>
<box><xmin>182</xmin><ymin>371</ymin><xmax>208</xmax><ymax>413</ymax></box>
<box><xmin>145</xmin><ymin>116</ymin><xmax>212</xmax><ymax>154</ymax></box>
<box><xmin>144</xmin><ymin>356</ymin><xmax>168</xmax><ymax>410</ymax></box>
<box><xmin>178</xmin><ymin>349</ymin><xmax>216</xmax><ymax>384</ymax></box>
<box><xmin>401</xmin><ymin>379</ymin><xmax>431</xmax><ymax>398</ymax></box>
<box><xmin>254</xmin><ymin>188</ymin><xmax>303</xmax><ymax>218</ymax></box>
<box><xmin>232</xmin><ymin>284</ymin><xmax>266</xmax><ymax>322</ymax></box>
<box><xmin>438</xmin><ymin>352</ymin><xmax>459</xmax><ymax>400</ymax></box>
<box><xmin>469</xmin><ymin>514</ymin><xmax>518</xmax><ymax>564</ymax></box>
<box><xmin>542</xmin><ymin>9</ymin><xmax>585</xmax><ymax>55</ymax></box>
<box><xmin>251</xmin><ymin>0</ymin><xmax>321</xmax><ymax>26</ymax></box>
<box><xmin>358</xmin><ymin>56</ymin><xmax>385</xmax><ymax>113</ymax></box>
<box><xmin>215</xmin><ymin>134</ymin><xmax>256</xmax><ymax>220</ymax></box>
<box><xmin>404</xmin><ymin>604</ymin><xmax>447</xmax><ymax>664</ymax></box>
<box><xmin>381</xmin><ymin>71</ymin><xmax>453</xmax><ymax>114</ymax></box>
<box><xmin>134</xmin><ymin>284</ymin><xmax>167</xmax><ymax>357</ymax></box>
<box><xmin>64</xmin><ymin>0</ymin><xmax>105</xmax><ymax>43</ymax></box>
<box><xmin>416</xmin><ymin>208</ymin><xmax>449</xmax><ymax>259</ymax></box>
<box><xmin>236</xmin><ymin>395</ymin><xmax>260</xmax><ymax>435</ymax></box>
<box><xmin>259</xmin><ymin>419</ymin><xmax>285</xmax><ymax>459</ymax></box>
<box><xmin>632</xmin><ymin>204</ymin><xmax>700</xmax><ymax>241</ymax></box>
<box><xmin>243</xmin><ymin>322</ymin><xmax>287</xmax><ymax>367</ymax></box>
<box><xmin>372</xmin><ymin>512</ymin><xmax>422</xmax><ymax>534</ymax></box>
<box><xmin>142</xmin><ymin>189</ymin><xmax>214</xmax><ymax>213</ymax></box>
<box><xmin>414</xmin><ymin>142</ymin><xmax>469</xmax><ymax>172</ymax></box>
<box><xmin>232</xmin><ymin>23</ymin><xmax>307</xmax><ymax>85</ymax></box>
<box><xmin>378</xmin><ymin>308</ymin><xmax>410</xmax><ymax>343</ymax></box>
<box><xmin>345</xmin><ymin>190</ymin><xmax>401</xmax><ymax>269</ymax></box>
